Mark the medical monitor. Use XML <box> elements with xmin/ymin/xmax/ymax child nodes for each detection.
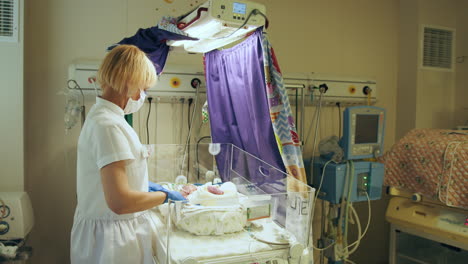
<box><xmin>341</xmin><ymin>106</ymin><xmax>386</xmax><ymax>160</ymax></box>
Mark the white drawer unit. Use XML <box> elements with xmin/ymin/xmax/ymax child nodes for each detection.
<box><xmin>387</xmin><ymin>197</ymin><xmax>468</xmax><ymax>264</ymax></box>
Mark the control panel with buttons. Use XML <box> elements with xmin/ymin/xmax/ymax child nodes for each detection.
<box><xmin>210</xmin><ymin>0</ymin><xmax>265</xmax><ymax>26</ymax></box>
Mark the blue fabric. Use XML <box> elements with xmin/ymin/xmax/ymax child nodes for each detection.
<box><xmin>148</xmin><ymin>181</ymin><xmax>186</xmax><ymax>203</ymax></box>
<box><xmin>204</xmin><ymin>29</ymin><xmax>285</xmax><ymax>183</ymax></box>
<box><xmin>108</xmin><ymin>26</ymin><xmax>197</xmax><ymax>74</ymax></box>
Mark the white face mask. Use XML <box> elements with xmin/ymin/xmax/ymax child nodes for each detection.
<box><xmin>123</xmin><ymin>90</ymin><xmax>146</xmax><ymax>114</ymax></box>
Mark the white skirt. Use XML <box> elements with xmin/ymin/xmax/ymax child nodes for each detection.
<box><xmin>70</xmin><ymin>209</ymin><xmax>158</xmax><ymax>264</ymax></box>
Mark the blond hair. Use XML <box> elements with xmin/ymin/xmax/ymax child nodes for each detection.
<box><xmin>97</xmin><ymin>45</ymin><xmax>157</xmax><ymax>95</ymax></box>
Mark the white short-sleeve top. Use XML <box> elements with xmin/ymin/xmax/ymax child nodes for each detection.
<box><xmin>71</xmin><ymin>97</ymin><xmax>156</xmax><ymax>264</ymax></box>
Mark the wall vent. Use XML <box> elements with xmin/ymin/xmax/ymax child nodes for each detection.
<box><xmin>0</xmin><ymin>0</ymin><xmax>18</xmax><ymax>42</ymax></box>
<box><xmin>422</xmin><ymin>26</ymin><xmax>454</xmax><ymax>70</ymax></box>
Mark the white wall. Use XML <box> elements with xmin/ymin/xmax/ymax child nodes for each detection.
<box><xmin>0</xmin><ymin>0</ymin><xmax>24</xmax><ymax>192</ymax></box>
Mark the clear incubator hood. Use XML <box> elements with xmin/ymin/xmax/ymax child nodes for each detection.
<box><xmin>147</xmin><ymin>143</ymin><xmax>315</xmax><ymax>264</ymax></box>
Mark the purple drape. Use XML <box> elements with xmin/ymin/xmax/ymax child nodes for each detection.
<box><xmin>205</xmin><ymin>29</ymin><xmax>285</xmax><ymax>182</ymax></box>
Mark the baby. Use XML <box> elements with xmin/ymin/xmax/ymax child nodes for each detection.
<box><xmin>180</xmin><ymin>184</ymin><xmax>224</xmax><ymax>197</ymax></box>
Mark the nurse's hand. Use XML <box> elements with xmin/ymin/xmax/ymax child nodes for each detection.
<box><xmin>164</xmin><ymin>190</ymin><xmax>187</xmax><ymax>203</ymax></box>
<box><xmin>148</xmin><ymin>181</ymin><xmax>165</xmax><ymax>192</ymax></box>
<box><xmin>101</xmin><ymin>161</ymin><xmax>168</xmax><ymax>214</ymax></box>
<box><xmin>148</xmin><ymin>181</ymin><xmax>186</xmax><ymax>203</ymax></box>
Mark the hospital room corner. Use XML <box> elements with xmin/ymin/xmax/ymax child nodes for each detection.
<box><xmin>0</xmin><ymin>0</ymin><xmax>467</xmax><ymax>264</ymax></box>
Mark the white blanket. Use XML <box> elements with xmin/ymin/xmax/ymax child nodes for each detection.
<box><xmin>159</xmin><ymin>203</ymin><xmax>247</xmax><ymax>236</ymax></box>
<box><xmin>159</xmin><ymin>182</ymin><xmax>247</xmax><ymax>235</ymax></box>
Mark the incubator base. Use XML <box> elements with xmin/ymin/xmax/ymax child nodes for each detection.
<box><xmin>147</xmin><ymin>144</ymin><xmax>314</xmax><ymax>264</ymax></box>
<box><xmin>150</xmin><ymin>209</ymin><xmax>307</xmax><ymax>264</ymax></box>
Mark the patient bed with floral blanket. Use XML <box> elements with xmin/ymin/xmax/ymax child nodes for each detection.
<box><xmin>380</xmin><ymin>128</ymin><xmax>467</xmax><ymax>209</ymax></box>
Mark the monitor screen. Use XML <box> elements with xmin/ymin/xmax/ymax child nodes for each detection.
<box><xmin>355</xmin><ymin>115</ymin><xmax>379</xmax><ymax>144</ymax></box>
<box><xmin>233</xmin><ymin>2</ymin><xmax>247</xmax><ymax>14</ymax></box>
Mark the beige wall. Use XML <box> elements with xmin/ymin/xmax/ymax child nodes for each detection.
<box><xmin>397</xmin><ymin>0</ymin><xmax>464</xmax><ymax>138</ymax></box>
<box><xmin>26</xmin><ymin>0</ymin><xmax>464</xmax><ymax>263</ymax></box>
<box><xmin>455</xmin><ymin>0</ymin><xmax>468</xmax><ymax>126</ymax></box>
<box><xmin>24</xmin><ymin>1</ymin><xmax>128</xmax><ymax>263</ymax></box>
<box><xmin>416</xmin><ymin>0</ymin><xmax>457</xmax><ymax>129</ymax></box>
<box><xmin>396</xmin><ymin>0</ymin><xmax>419</xmax><ymax>139</ymax></box>
<box><xmin>0</xmin><ymin>0</ymin><xmax>24</xmax><ymax>192</ymax></box>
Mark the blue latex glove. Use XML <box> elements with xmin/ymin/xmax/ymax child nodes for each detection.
<box><xmin>148</xmin><ymin>181</ymin><xmax>186</xmax><ymax>203</ymax></box>
<box><xmin>148</xmin><ymin>181</ymin><xmax>165</xmax><ymax>192</ymax></box>
<box><xmin>164</xmin><ymin>190</ymin><xmax>187</xmax><ymax>203</ymax></box>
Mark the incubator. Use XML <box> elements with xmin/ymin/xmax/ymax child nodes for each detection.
<box><xmin>147</xmin><ymin>143</ymin><xmax>314</xmax><ymax>264</ymax></box>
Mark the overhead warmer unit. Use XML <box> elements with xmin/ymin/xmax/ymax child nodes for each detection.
<box><xmin>168</xmin><ymin>0</ymin><xmax>267</xmax><ymax>53</ymax></box>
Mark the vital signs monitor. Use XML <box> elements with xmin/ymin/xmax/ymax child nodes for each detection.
<box><xmin>341</xmin><ymin>106</ymin><xmax>386</xmax><ymax>160</ymax></box>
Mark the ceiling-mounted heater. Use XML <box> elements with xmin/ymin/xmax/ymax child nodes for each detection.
<box><xmin>0</xmin><ymin>0</ymin><xmax>19</xmax><ymax>42</ymax></box>
<box><xmin>168</xmin><ymin>0</ymin><xmax>266</xmax><ymax>53</ymax></box>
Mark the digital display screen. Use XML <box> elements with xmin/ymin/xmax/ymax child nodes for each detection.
<box><xmin>355</xmin><ymin>115</ymin><xmax>379</xmax><ymax>144</ymax></box>
<box><xmin>233</xmin><ymin>2</ymin><xmax>247</xmax><ymax>14</ymax></box>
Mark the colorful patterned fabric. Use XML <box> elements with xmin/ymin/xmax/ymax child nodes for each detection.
<box><xmin>157</xmin><ymin>16</ymin><xmax>191</xmax><ymax>37</ymax></box>
<box><xmin>260</xmin><ymin>32</ymin><xmax>307</xmax><ymax>184</ymax></box>
<box><xmin>380</xmin><ymin>128</ymin><xmax>468</xmax><ymax>209</ymax></box>
<box><xmin>201</xmin><ymin>101</ymin><xmax>209</xmax><ymax>124</ymax></box>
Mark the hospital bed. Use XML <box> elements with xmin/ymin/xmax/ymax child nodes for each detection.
<box><xmin>380</xmin><ymin>128</ymin><xmax>468</xmax><ymax>263</ymax></box>
<box><xmin>147</xmin><ymin>144</ymin><xmax>314</xmax><ymax>264</ymax></box>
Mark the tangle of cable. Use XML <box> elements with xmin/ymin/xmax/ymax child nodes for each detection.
<box><xmin>337</xmin><ymin>102</ymin><xmax>342</xmax><ymax>138</ymax></box>
<box><xmin>310</xmin><ymin>160</ymin><xmax>336</xmax><ymax>251</ymax></box>
<box><xmin>344</xmin><ymin>161</ymin><xmax>355</xmax><ymax>249</ymax></box>
<box><xmin>179</xmin><ymin>84</ymin><xmax>201</xmax><ymax>176</ymax></box>
<box><xmin>345</xmin><ymin>192</ymin><xmax>372</xmax><ymax>252</ymax></box>
<box><xmin>146</xmin><ymin>98</ymin><xmax>152</xmax><ymax>144</ymax></box>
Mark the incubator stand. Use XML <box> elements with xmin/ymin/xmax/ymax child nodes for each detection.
<box><xmin>147</xmin><ymin>144</ymin><xmax>314</xmax><ymax>264</ymax></box>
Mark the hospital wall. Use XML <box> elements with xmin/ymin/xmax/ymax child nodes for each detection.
<box><xmin>397</xmin><ymin>0</ymin><xmax>468</xmax><ymax>139</ymax></box>
<box><xmin>21</xmin><ymin>0</ymin><xmax>464</xmax><ymax>264</ymax></box>
<box><xmin>455</xmin><ymin>0</ymin><xmax>468</xmax><ymax>127</ymax></box>
<box><xmin>0</xmin><ymin>0</ymin><xmax>24</xmax><ymax>192</ymax></box>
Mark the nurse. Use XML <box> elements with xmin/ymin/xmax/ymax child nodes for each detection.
<box><xmin>70</xmin><ymin>44</ymin><xmax>185</xmax><ymax>264</ymax></box>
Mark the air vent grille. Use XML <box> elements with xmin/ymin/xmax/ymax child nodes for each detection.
<box><xmin>423</xmin><ymin>27</ymin><xmax>454</xmax><ymax>69</ymax></box>
<box><xmin>0</xmin><ymin>0</ymin><xmax>17</xmax><ymax>42</ymax></box>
